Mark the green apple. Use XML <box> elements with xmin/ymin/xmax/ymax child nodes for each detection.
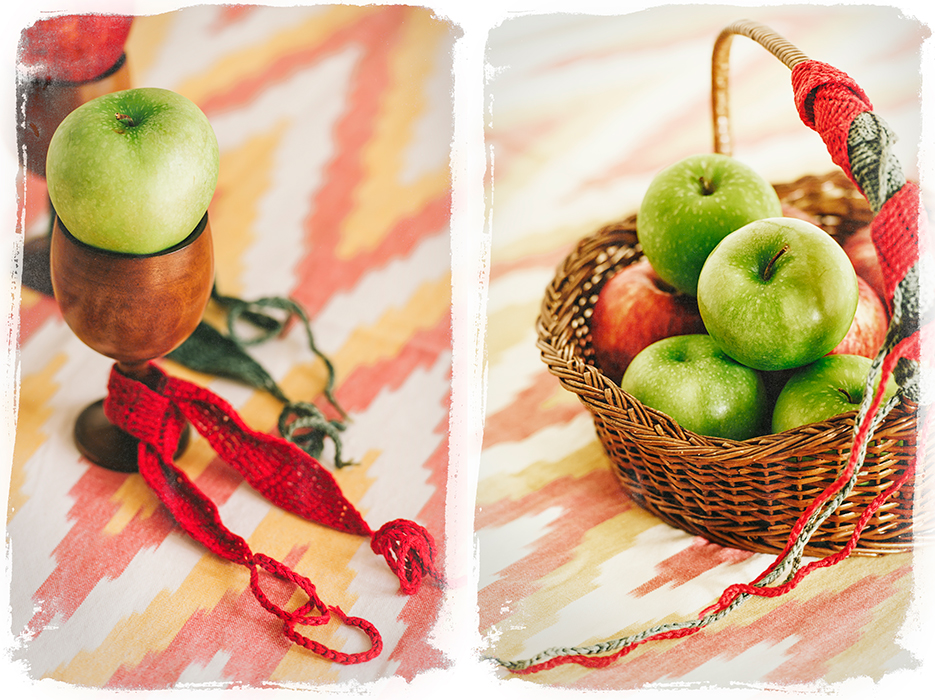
<box><xmin>637</xmin><ymin>153</ymin><xmax>782</xmax><ymax>296</ymax></box>
<box><xmin>771</xmin><ymin>354</ymin><xmax>899</xmax><ymax>433</ymax></box>
<box><xmin>46</xmin><ymin>87</ymin><xmax>219</xmax><ymax>255</ymax></box>
<box><xmin>697</xmin><ymin>217</ymin><xmax>858</xmax><ymax>372</ymax></box>
<box><xmin>620</xmin><ymin>334</ymin><xmax>769</xmax><ymax>441</ymax></box>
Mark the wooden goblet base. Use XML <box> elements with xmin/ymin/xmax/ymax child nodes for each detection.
<box><xmin>74</xmin><ymin>399</ymin><xmax>190</xmax><ymax>473</ymax></box>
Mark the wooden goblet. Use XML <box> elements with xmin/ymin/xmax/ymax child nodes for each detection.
<box><xmin>18</xmin><ymin>53</ymin><xmax>132</xmax><ymax>179</ymax></box>
<box><xmin>49</xmin><ymin>214</ymin><xmax>214</xmax><ymax>472</ymax></box>
<box><xmin>19</xmin><ymin>54</ymin><xmax>133</xmax><ymax>296</ymax></box>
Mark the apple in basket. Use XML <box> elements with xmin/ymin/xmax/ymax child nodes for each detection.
<box><xmin>828</xmin><ymin>275</ymin><xmax>889</xmax><ymax>359</ymax></box>
<box><xmin>589</xmin><ymin>258</ymin><xmax>706</xmax><ymax>383</ymax></box>
<box><xmin>620</xmin><ymin>334</ymin><xmax>769</xmax><ymax>441</ymax></box>
<box><xmin>771</xmin><ymin>354</ymin><xmax>899</xmax><ymax>433</ymax></box>
<box><xmin>697</xmin><ymin>217</ymin><xmax>859</xmax><ymax>372</ymax></box>
<box><xmin>843</xmin><ymin>225</ymin><xmax>887</xmax><ymax>302</ymax></box>
<box><xmin>46</xmin><ymin>87</ymin><xmax>220</xmax><ymax>255</ymax></box>
<box><xmin>637</xmin><ymin>153</ymin><xmax>782</xmax><ymax>296</ymax></box>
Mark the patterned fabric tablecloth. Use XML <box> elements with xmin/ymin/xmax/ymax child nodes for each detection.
<box><xmin>4</xmin><ymin>1</ymin><xmax>935</xmax><ymax>696</ymax></box>
<box><xmin>477</xmin><ymin>4</ymin><xmax>931</xmax><ymax>690</ymax></box>
<box><xmin>7</xmin><ymin>5</ymin><xmax>453</xmax><ymax>688</ymax></box>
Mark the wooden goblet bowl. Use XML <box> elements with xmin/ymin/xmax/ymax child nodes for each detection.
<box><xmin>18</xmin><ymin>53</ymin><xmax>132</xmax><ymax>179</ymax></box>
<box><xmin>20</xmin><ymin>54</ymin><xmax>132</xmax><ymax>296</ymax></box>
<box><xmin>49</xmin><ymin>213</ymin><xmax>214</xmax><ymax>472</ymax></box>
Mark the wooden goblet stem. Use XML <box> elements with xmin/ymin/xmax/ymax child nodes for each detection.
<box><xmin>73</xmin><ymin>399</ymin><xmax>191</xmax><ymax>474</ymax></box>
<box><xmin>74</xmin><ymin>362</ymin><xmax>191</xmax><ymax>474</ymax></box>
<box><xmin>50</xmin><ymin>215</ymin><xmax>214</xmax><ymax>472</ymax></box>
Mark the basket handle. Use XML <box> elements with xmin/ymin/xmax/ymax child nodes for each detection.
<box><xmin>711</xmin><ymin>20</ymin><xmax>808</xmax><ymax>156</ymax></box>
<box><xmin>711</xmin><ymin>20</ymin><xmax>926</xmax><ymax>314</ymax></box>
<box><xmin>710</xmin><ymin>19</ymin><xmax>929</xmax><ymax>589</ymax></box>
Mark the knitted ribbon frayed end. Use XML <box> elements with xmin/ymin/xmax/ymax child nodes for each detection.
<box><xmin>370</xmin><ymin>519</ymin><xmax>443</xmax><ymax>595</ymax></box>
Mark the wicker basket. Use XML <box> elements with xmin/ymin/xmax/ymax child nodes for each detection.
<box><xmin>536</xmin><ymin>22</ymin><xmax>928</xmax><ymax>557</ymax></box>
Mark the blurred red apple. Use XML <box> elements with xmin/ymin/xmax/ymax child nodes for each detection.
<box><xmin>828</xmin><ymin>275</ymin><xmax>888</xmax><ymax>359</ymax></box>
<box><xmin>781</xmin><ymin>203</ymin><xmax>821</xmax><ymax>226</ymax></box>
<box><xmin>18</xmin><ymin>14</ymin><xmax>133</xmax><ymax>83</ymax></box>
<box><xmin>590</xmin><ymin>258</ymin><xmax>707</xmax><ymax>383</ymax></box>
<box><xmin>843</xmin><ymin>225</ymin><xmax>887</xmax><ymax>304</ymax></box>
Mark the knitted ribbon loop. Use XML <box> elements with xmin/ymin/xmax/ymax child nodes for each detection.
<box><xmin>224</xmin><ymin>296</ymin><xmax>344</xmax><ymax>414</ymax></box>
<box><xmin>167</xmin><ymin>321</ymin><xmax>289</xmax><ymax>403</ymax></box>
<box><xmin>211</xmin><ymin>286</ymin><xmax>283</xmax><ymax>333</ymax></box>
<box><xmin>871</xmin><ymin>182</ymin><xmax>930</xmax><ymax>306</ymax></box>
<box><xmin>224</xmin><ymin>296</ymin><xmax>293</xmax><ymax>346</ymax></box>
<box><xmin>847</xmin><ymin>111</ymin><xmax>904</xmax><ymax>213</ymax></box>
<box><xmin>886</xmin><ymin>266</ymin><xmax>923</xmax><ymax>351</ymax></box>
<box><xmin>791</xmin><ymin>60</ymin><xmax>874</xmax><ymax>192</ymax></box>
<box><xmin>158</xmin><ymin>372</ymin><xmax>373</xmax><ymax>538</ymax></box>
<box><xmin>181</xmin><ymin>289</ymin><xmax>351</xmax><ymax>464</ymax></box>
<box><xmin>283</xmin><ymin>606</ymin><xmax>384</xmax><ymax>665</ymax></box>
<box><xmin>104</xmin><ymin>368</ymin><xmax>182</xmax><ymax>459</ymax></box>
<box><xmin>248</xmin><ymin>553</ymin><xmax>330</xmax><ymax>626</ymax></box>
<box><xmin>247</xmin><ymin>553</ymin><xmax>383</xmax><ymax>663</ymax></box>
<box><xmin>105</xmin><ymin>370</ymin><xmax>255</xmax><ymax>566</ymax></box>
<box><xmin>371</xmin><ymin>519</ymin><xmax>443</xmax><ymax>595</ymax></box>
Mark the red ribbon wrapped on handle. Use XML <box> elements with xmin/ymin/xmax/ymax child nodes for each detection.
<box><xmin>104</xmin><ymin>362</ymin><xmax>443</xmax><ymax>664</ymax></box>
<box><xmin>792</xmin><ymin>59</ymin><xmax>930</xmax><ymax>314</ymax></box>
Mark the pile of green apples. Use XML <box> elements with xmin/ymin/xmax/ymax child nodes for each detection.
<box><xmin>589</xmin><ymin>153</ymin><xmax>895</xmax><ymax>441</ymax></box>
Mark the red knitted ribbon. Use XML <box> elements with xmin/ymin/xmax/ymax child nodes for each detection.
<box><xmin>871</xmin><ymin>181</ymin><xmax>930</xmax><ymax>317</ymax></box>
<box><xmin>792</xmin><ymin>60</ymin><xmax>873</xmax><ymax>187</ymax></box>
<box><xmin>102</xmin><ymin>362</ymin><xmax>442</xmax><ymax>662</ymax></box>
<box><xmin>793</xmin><ymin>58</ymin><xmax>929</xmax><ymax>354</ymax></box>
<box><xmin>793</xmin><ymin>60</ymin><xmax>929</xmax><ymax>294</ymax></box>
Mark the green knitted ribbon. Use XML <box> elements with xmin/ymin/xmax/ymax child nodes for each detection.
<box><xmin>167</xmin><ymin>288</ymin><xmax>353</xmax><ymax>468</ymax></box>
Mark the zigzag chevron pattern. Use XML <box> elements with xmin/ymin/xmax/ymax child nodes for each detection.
<box><xmin>10</xmin><ymin>5</ymin><xmax>452</xmax><ymax>687</ymax></box>
<box><xmin>477</xmin><ymin>6</ymin><xmax>925</xmax><ymax>688</ymax></box>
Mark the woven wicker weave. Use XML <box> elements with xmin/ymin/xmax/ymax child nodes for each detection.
<box><xmin>535</xmin><ymin>23</ymin><xmax>929</xmax><ymax>557</ymax></box>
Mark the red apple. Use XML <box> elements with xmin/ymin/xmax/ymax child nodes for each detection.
<box><xmin>781</xmin><ymin>203</ymin><xmax>822</xmax><ymax>227</ymax></box>
<box><xmin>828</xmin><ymin>275</ymin><xmax>889</xmax><ymax>359</ymax></box>
<box><xmin>843</xmin><ymin>225</ymin><xmax>887</xmax><ymax>304</ymax></box>
<box><xmin>18</xmin><ymin>14</ymin><xmax>134</xmax><ymax>83</ymax></box>
<box><xmin>590</xmin><ymin>258</ymin><xmax>707</xmax><ymax>383</ymax></box>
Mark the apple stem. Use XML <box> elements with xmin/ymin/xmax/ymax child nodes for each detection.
<box><xmin>698</xmin><ymin>176</ymin><xmax>715</xmax><ymax>196</ymax></box>
<box><xmin>838</xmin><ymin>387</ymin><xmax>858</xmax><ymax>404</ymax></box>
<box><xmin>762</xmin><ymin>245</ymin><xmax>790</xmax><ymax>281</ymax></box>
<box><xmin>114</xmin><ymin>112</ymin><xmax>136</xmax><ymax>129</ymax></box>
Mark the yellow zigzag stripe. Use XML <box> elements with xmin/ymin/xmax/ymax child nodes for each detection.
<box><xmin>174</xmin><ymin>6</ymin><xmax>376</xmax><ymax>107</ymax></box>
<box><xmin>7</xmin><ymin>353</ymin><xmax>66</xmax><ymax>520</ymax></box>
<box><xmin>333</xmin><ymin>273</ymin><xmax>451</xmax><ymax>378</ymax></box>
<box><xmin>338</xmin><ymin>11</ymin><xmax>452</xmax><ymax>259</ymax></box>
<box><xmin>210</xmin><ymin>127</ymin><xmax>285</xmax><ymax>295</ymax></box>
